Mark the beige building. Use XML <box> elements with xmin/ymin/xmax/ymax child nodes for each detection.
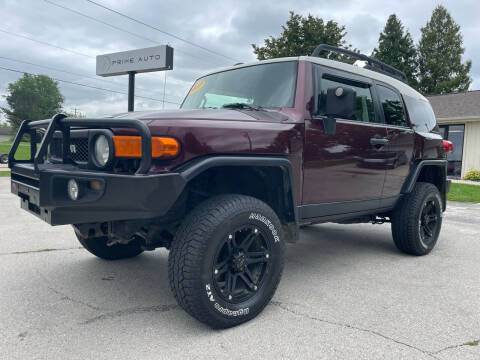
<box><xmin>427</xmin><ymin>91</ymin><xmax>480</xmax><ymax>178</ymax></box>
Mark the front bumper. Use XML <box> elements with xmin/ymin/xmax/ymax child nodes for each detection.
<box><xmin>11</xmin><ymin>163</ymin><xmax>185</xmax><ymax>225</ymax></box>
<box><xmin>8</xmin><ymin>115</ymin><xmax>186</xmax><ymax>225</ymax></box>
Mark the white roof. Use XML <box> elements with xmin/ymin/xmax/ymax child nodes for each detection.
<box><xmin>200</xmin><ymin>56</ymin><xmax>426</xmax><ymax>101</ymax></box>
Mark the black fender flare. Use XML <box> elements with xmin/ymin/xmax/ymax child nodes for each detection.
<box><xmin>401</xmin><ymin>159</ymin><xmax>447</xmax><ymax>194</ymax></box>
<box><xmin>401</xmin><ymin>159</ymin><xmax>448</xmax><ymax>210</ymax></box>
<box><xmin>174</xmin><ymin>155</ymin><xmax>299</xmax><ymax>242</ymax></box>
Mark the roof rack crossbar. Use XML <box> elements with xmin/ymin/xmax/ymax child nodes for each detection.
<box><xmin>311</xmin><ymin>44</ymin><xmax>407</xmax><ymax>83</ymax></box>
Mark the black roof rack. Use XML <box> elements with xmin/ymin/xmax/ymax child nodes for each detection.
<box><xmin>310</xmin><ymin>44</ymin><xmax>407</xmax><ymax>83</ymax></box>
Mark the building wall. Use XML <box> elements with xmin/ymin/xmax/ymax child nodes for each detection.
<box><xmin>462</xmin><ymin>121</ymin><xmax>480</xmax><ymax>177</ymax></box>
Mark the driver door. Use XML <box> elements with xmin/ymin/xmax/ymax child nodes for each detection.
<box><xmin>302</xmin><ymin>65</ymin><xmax>388</xmax><ymax>219</ymax></box>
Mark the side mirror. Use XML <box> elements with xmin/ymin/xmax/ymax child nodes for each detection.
<box><xmin>321</xmin><ymin>86</ymin><xmax>356</xmax><ymax>135</ymax></box>
<box><xmin>325</xmin><ymin>86</ymin><xmax>356</xmax><ymax>119</ymax></box>
<box><xmin>322</xmin><ymin>117</ymin><xmax>336</xmax><ymax>135</ymax></box>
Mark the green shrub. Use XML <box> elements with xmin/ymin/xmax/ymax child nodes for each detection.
<box><xmin>464</xmin><ymin>170</ymin><xmax>480</xmax><ymax>181</ymax></box>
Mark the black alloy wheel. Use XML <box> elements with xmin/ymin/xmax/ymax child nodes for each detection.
<box><xmin>213</xmin><ymin>225</ymin><xmax>271</xmax><ymax>303</ymax></box>
<box><xmin>418</xmin><ymin>198</ymin><xmax>440</xmax><ymax>248</ymax></box>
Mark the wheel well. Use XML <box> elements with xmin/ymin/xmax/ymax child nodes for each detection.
<box><xmin>180</xmin><ymin>165</ymin><xmax>297</xmax><ymax>241</ymax></box>
<box><xmin>416</xmin><ymin>165</ymin><xmax>444</xmax><ymax>191</ymax></box>
<box><xmin>416</xmin><ymin>165</ymin><xmax>446</xmax><ymax>209</ymax></box>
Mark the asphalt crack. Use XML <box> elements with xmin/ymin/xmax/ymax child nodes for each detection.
<box><xmin>36</xmin><ymin>268</ymin><xmax>103</xmax><ymax>312</ymax></box>
<box><xmin>0</xmin><ymin>247</ymin><xmax>82</xmax><ymax>256</ymax></box>
<box><xmin>432</xmin><ymin>339</ymin><xmax>480</xmax><ymax>355</ymax></box>
<box><xmin>82</xmin><ymin>304</ymin><xmax>179</xmax><ymax>325</ymax></box>
<box><xmin>47</xmin><ymin>285</ymin><xmax>103</xmax><ymax>311</ymax></box>
<box><xmin>270</xmin><ymin>300</ymin><xmax>441</xmax><ymax>360</ymax></box>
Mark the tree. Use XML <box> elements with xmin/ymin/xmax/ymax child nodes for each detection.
<box><xmin>417</xmin><ymin>6</ymin><xmax>472</xmax><ymax>95</ymax></box>
<box><xmin>252</xmin><ymin>11</ymin><xmax>351</xmax><ymax>60</ymax></box>
<box><xmin>1</xmin><ymin>74</ymin><xmax>64</xmax><ymax>132</ymax></box>
<box><xmin>372</xmin><ymin>14</ymin><xmax>418</xmax><ymax>88</ymax></box>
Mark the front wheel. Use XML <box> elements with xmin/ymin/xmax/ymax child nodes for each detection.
<box><xmin>168</xmin><ymin>195</ymin><xmax>285</xmax><ymax>328</ymax></box>
<box><xmin>391</xmin><ymin>182</ymin><xmax>443</xmax><ymax>255</ymax></box>
<box><xmin>75</xmin><ymin>231</ymin><xmax>144</xmax><ymax>260</ymax></box>
<box><xmin>0</xmin><ymin>154</ymin><xmax>8</xmax><ymax>164</ymax></box>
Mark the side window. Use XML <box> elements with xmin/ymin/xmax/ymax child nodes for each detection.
<box><xmin>377</xmin><ymin>85</ymin><xmax>407</xmax><ymax>127</ymax></box>
<box><xmin>317</xmin><ymin>76</ymin><xmax>376</xmax><ymax>123</ymax></box>
<box><xmin>403</xmin><ymin>96</ymin><xmax>437</xmax><ymax>133</ymax></box>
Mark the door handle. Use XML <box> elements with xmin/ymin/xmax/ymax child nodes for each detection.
<box><xmin>370</xmin><ymin>138</ymin><xmax>389</xmax><ymax>147</ymax></box>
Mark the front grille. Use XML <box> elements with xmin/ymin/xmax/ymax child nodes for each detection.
<box><xmin>50</xmin><ymin>135</ymin><xmax>89</xmax><ymax>163</ymax></box>
<box><xmin>70</xmin><ymin>138</ymin><xmax>89</xmax><ymax>162</ymax></box>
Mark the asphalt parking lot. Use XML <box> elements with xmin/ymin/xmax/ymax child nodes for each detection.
<box><xmin>1</xmin><ymin>177</ymin><xmax>479</xmax><ymax>360</ymax></box>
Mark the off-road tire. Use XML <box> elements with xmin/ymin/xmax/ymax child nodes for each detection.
<box><xmin>168</xmin><ymin>194</ymin><xmax>285</xmax><ymax>328</ymax></box>
<box><xmin>391</xmin><ymin>182</ymin><xmax>443</xmax><ymax>255</ymax></box>
<box><xmin>75</xmin><ymin>233</ymin><xmax>144</xmax><ymax>260</ymax></box>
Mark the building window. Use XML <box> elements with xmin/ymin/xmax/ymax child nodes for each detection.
<box><xmin>439</xmin><ymin>124</ymin><xmax>465</xmax><ymax>177</ymax></box>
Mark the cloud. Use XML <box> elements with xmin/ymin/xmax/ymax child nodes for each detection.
<box><xmin>0</xmin><ymin>0</ymin><xmax>478</xmax><ymax>123</ymax></box>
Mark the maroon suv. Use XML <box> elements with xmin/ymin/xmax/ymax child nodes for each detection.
<box><xmin>8</xmin><ymin>45</ymin><xmax>451</xmax><ymax>328</ymax></box>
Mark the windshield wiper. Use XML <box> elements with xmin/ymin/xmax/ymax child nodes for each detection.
<box><xmin>222</xmin><ymin>103</ymin><xmax>263</xmax><ymax>111</ymax></box>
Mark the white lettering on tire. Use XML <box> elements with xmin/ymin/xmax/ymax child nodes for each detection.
<box><xmin>205</xmin><ymin>284</ymin><xmax>249</xmax><ymax>317</ymax></box>
<box><xmin>249</xmin><ymin>213</ymin><xmax>280</xmax><ymax>242</ymax></box>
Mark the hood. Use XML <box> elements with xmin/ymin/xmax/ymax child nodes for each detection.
<box><xmin>109</xmin><ymin>108</ymin><xmax>291</xmax><ymax>123</ymax></box>
<box><xmin>109</xmin><ymin>107</ymin><xmax>301</xmax><ymax>173</ymax></box>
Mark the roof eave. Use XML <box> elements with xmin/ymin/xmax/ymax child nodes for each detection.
<box><xmin>436</xmin><ymin>116</ymin><xmax>480</xmax><ymax>124</ymax></box>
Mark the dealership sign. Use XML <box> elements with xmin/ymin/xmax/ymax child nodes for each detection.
<box><xmin>96</xmin><ymin>45</ymin><xmax>174</xmax><ymax>77</ymax></box>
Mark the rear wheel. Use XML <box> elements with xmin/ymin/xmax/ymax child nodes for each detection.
<box><xmin>75</xmin><ymin>232</ymin><xmax>144</xmax><ymax>260</ymax></box>
<box><xmin>391</xmin><ymin>182</ymin><xmax>443</xmax><ymax>255</ymax></box>
<box><xmin>168</xmin><ymin>194</ymin><xmax>284</xmax><ymax>328</ymax></box>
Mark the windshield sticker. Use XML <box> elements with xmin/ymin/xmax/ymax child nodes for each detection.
<box><xmin>188</xmin><ymin>80</ymin><xmax>205</xmax><ymax>95</ymax></box>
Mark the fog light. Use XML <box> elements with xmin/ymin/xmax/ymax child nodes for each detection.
<box><xmin>67</xmin><ymin>179</ymin><xmax>80</xmax><ymax>200</ymax></box>
<box><xmin>90</xmin><ymin>180</ymin><xmax>103</xmax><ymax>191</ymax></box>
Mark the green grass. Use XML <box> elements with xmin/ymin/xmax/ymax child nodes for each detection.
<box><xmin>447</xmin><ymin>183</ymin><xmax>480</xmax><ymax>203</ymax></box>
<box><xmin>464</xmin><ymin>340</ymin><xmax>479</xmax><ymax>346</ymax></box>
<box><xmin>0</xmin><ymin>171</ymin><xmax>11</xmax><ymax>177</ymax></box>
<box><xmin>0</xmin><ymin>141</ymin><xmax>30</xmax><ymax>160</ymax></box>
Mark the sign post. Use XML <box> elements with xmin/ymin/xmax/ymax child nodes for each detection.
<box><xmin>128</xmin><ymin>71</ymin><xmax>135</xmax><ymax>112</ymax></box>
<box><xmin>96</xmin><ymin>45</ymin><xmax>174</xmax><ymax>112</ymax></box>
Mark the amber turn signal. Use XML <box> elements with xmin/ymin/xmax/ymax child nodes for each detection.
<box><xmin>112</xmin><ymin>136</ymin><xmax>180</xmax><ymax>158</ymax></box>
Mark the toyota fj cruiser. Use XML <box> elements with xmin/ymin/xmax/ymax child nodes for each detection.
<box><xmin>8</xmin><ymin>45</ymin><xmax>451</xmax><ymax>328</ymax></box>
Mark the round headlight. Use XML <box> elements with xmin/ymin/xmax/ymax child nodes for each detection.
<box><xmin>94</xmin><ymin>135</ymin><xmax>110</xmax><ymax>167</ymax></box>
<box><xmin>67</xmin><ymin>179</ymin><xmax>79</xmax><ymax>200</ymax></box>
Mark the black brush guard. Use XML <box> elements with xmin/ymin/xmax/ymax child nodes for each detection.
<box><xmin>8</xmin><ymin>113</ymin><xmax>152</xmax><ymax>174</ymax></box>
<box><xmin>8</xmin><ymin>114</ymin><xmax>185</xmax><ymax>225</ymax></box>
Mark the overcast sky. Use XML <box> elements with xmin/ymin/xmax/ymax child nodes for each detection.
<box><xmin>0</xmin><ymin>0</ymin><xmax>478</xmax><ymax>122</ymax></box>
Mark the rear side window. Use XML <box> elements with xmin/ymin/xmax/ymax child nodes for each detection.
<box><xmin>403</xmin><ymin>96</ymin><xmax>437</xmax><ymax>132</ymax></box>
<box><xmin>377</xmin><ymin>85</ymin><xmax>407</xmax><ymax>127</ymax></box>
<box><xmin>317</xmin><ymin>76</ymin><xmax>376</xmax><ymax>123</ymax></box>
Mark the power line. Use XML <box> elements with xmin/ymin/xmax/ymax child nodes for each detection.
<box><xmin>84</xmin><ymin>0</ymin><xmax>241</xmax><ymax>63</ymax></box>
<box><xmin>44</xmin><ymin>0</ymin><xmax>223</xmax><ymax>67</ymax></box>
<box><xmin>0</xmin><ymin>55</ymin><xmax>182</xmax><ymax>101</ymax></box>
<box><xmin>45</xmin><ymin>0</ymin><xmax>159</xmax><ymax>44</ymax></box>
<box><xmin>0</xmin><ymin>55</ymin><xmax>121</xmax><ymax>87</ymax></box>
<box><xmin>0</xmin><ymin>28</ymin><xmax>93</xmax><ymax>58</ymax></box>
<box><xmin>0</xmin><ymin>66</ymin><xmax>181</xmax><ymax>105</ymax></box>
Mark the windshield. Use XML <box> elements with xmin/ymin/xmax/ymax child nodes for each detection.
<box><xmin>181</xmin><ymin>61</ymin><xmax>298</xmax><ymax>109</ymax></box>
